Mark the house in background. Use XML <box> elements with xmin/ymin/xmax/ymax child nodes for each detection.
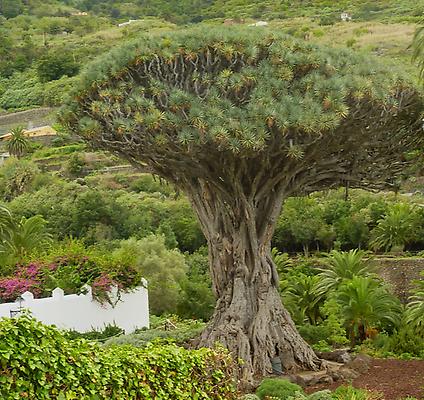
<box><xmin>0</xmin><ymin>126</ymin><xmax>57</xmax><ymax>145</ymax></box>
<box><xmin>341</xmin><ymin>12</ymin><xmax>352</xmax><ymax>21</ymax></box>
<box><xmin>249</xmin><ymin>21</ymin><xmax>269</xmax><ymax>27</ymax></box>
<box><xmin>0</xmin><ymin>152</ymin><xmax>10</xmax><ymax>166</ymax></box>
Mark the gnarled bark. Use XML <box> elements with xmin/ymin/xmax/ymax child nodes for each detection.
<box><xmin>185</xmin><ymin>175</ymin><xmax>321</xmax><ymax>382</ymax></box>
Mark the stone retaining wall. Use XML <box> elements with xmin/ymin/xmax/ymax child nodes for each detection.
<box><xmin>374</xmin><ymin>258</ymin><xmax>424</xmax><ymax>303</ymax></box>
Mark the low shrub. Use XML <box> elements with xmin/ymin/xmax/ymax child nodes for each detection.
<box><xmin>332</xmin><ymin>386</ymin><xmax>379</xmax><ymax>400</ymax></box>
<box><xmin>256</xmin><ymin>378</ymin><xmax>303</xmax><ymax>399</ymax></box>
<box><xmin>298</xmin><ymin>324</ymin><xmax>331</xmax><ymax>344</ymax></box>
<box><xmin>361</xmin><ymin>325</ymin><xmax>424</xmax><ymax>359</ymax></box>
<box><xmin>0</xmin><ymin>315</ymin><xmax>236</xmax><ymax>399</ymax></box>
<box><xmin>307</xmin><ymin>390</ymin><xmax>332</xmax><ymax>400</ymax></box>
<box><xmin>65</xmin><ymin>324</ymin><xmax>124</xmax><ymax>341</ymax></box>
<box><xmin>105</xmin><ymin>318</ymin><xmax>205</xmax><ymax>347</ymax></box>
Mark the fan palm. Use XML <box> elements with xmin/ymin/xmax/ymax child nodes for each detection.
<box><xmin>337</xmin><ymin>276</ymin><xmax>402</xmax><ymax>346</ymax></box>
<box><xmin>6</xmin><ymin>126</ymin><xmax>30</xmax><ymax>159</ymax></box>
<box><xmin>318</xmin><ymin>249</ymin><xmax>374</xmax><ymax>292</ymax></box>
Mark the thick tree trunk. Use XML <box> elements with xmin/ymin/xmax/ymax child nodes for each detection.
<box><xmin>185</xmin><ymin>178</ymin><xmax>322</xmax><ymax>382</ymax></box>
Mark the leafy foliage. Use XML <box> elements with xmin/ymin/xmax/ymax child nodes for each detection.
<box><xmin>110</xmin><ymin>235</ymin><xmax>188</xmax><ymax>314</ymax></box>
<box><xmin>318</xmin><ymin>249</ymin><xmax>374</xmax><ymax>292</ymax></box>
<box><xmin>0</xmin><ymin>205</ymin><xmax>51</xmax><ymax>265</ymax></box>
<box><xmin>256</xmin><ymin>378</ymin><xmax>303</xmax><ymax>400</ymax></box>
<box><xmin>0</xmin><ymin>315</ymin><xmax>237</xmax><ymax>399</ymax></box>
<box><xmin>105</xmin><ymin>316</ymin><xmax>205</xmax><ymax>347</ymax></box>
<box><xmin>282</xmin><ymin>274</ymin><xmax>326</xmax><ymax>325</ymax></box>
<box><xmin>0</xmin><ymin>158</ymin><xmax>40</xmax><ymax>201</ymax></box>
<box><xmin>406</xmin><ymin>274</ymin><xmax>424</xmax><ymax>334</ymax></box>
<box><xmin>336</xmin><ymin>276</ymin><xmax>402</xmax><ymax>345</ymax></box>
<box><xmin>36</xmin><ymin>51</ymin><xmax>80</xmax><ymax>83</ymax></box>
<box><xmin>370</xmin><ymin>203</ymin><xmax>420</xmax><ymax>252</ymax></box>
<box><xmin>332</xmin><ymin>386</ymin><xmax>380</xmax><ymax>400</ymax></box>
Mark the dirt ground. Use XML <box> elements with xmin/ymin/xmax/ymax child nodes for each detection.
<box><xmin>306</xmin><ymin>359</ymin><xmax>424</xmax><ymax>399</ymax></box>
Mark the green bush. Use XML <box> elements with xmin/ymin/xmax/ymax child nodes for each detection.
<box><xmin>332</xmin><ymin>386</ymin><xmax>374</xmax><ymax>400</ymax></box>
<box><xmin>256</xmin><ymin>378</ymin><xmax>303</xmax><ymax>400</ymax></box>
<box><xmin>0</xmin><ymin>315</ymin><xmax>236</xmax><ymax>399</ymax></box>
<box><xmin>105</xmin><ymin>318</ymin><xmax>205</xmax><ymax>347</ymax></box>
<box><xmin>65</xmin><ymin>152</ymin><xmax>86</xmax><ymax>177</ymax></box>
<box><xmin>298</xmin><ymin>324</ymin><xmax>331</xmax><ymax>344</ymax></box>
<box><xmin>369</xmin><ymin>326</ymin><xmax>424</xmax><ymax>358</ymax></box>
<box><xmin>307</xmin><ymin>390</ymin><xmax>332</xmax><ymax>400</ymax></box>
<box><xmin>65</xmin><ymin>324</ymin><xmax>124</xmax><ymax>341</ymax></box>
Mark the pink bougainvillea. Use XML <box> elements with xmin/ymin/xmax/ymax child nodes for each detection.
<box><xmin>0</xmin><ymin>256</ymin><xmax>137</xmax><ymax>304</ymax></box>
<box><xmin>92</xmin><ymin>273</ymin><xmax>120</xmax><ymax>306</ymax></box>
<box><xmin>15</xmin><ymin>263</ymin><xmax>44</xmax><ymax>279</ymax></box>
<box><xmin>0</xmin><ymin>278</ymin><xmax>41</xmax><ymax>303</ymax></box>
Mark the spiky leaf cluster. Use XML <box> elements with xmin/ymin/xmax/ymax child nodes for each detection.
<box><xmin>61</xmin><ymin>27</ymin><xmax>423</xmax><ymax>190</ymax></box>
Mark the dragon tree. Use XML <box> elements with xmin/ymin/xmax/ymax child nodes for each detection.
<box><xmin>61</xmin><ymin>28</ymin><xmax>424</xmax><ymax>381</ymax></box>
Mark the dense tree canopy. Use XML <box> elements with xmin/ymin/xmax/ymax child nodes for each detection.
<box><xmin>62</xmin><ymin>27</ymin><xmax>424</xmax><ymax>381</ymax></box>
<box><xmin>63</xmin><ymin>28</ymin><xmax>423</xmax><ymax>192</ymax></box>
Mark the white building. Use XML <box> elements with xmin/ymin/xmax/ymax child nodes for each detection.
<box><xmin>249</xmin><ymin>21</ymin><xmax>269</xmax><ymax>27</ymax></box>
<box><xmin>0</xmin><ymin>152</ymin><xmax>10</xmax><ymax>166</ymax></box>
<box><xmin>341</xmin><ymin>12</ymin><xmax>352</xmax><ymax>21</ymax></box>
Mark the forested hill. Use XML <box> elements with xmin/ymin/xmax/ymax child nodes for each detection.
<box><xmin>1</xmin><ymin>0</ymin><xmax>423</xmax><ymax>23</ymax></box>
<box><xmin>0</xmin><ymin>0</ymin><xmax>422</xmax><ymax>113</ymax></box>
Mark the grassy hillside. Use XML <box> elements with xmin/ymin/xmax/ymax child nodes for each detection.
<box><xmin>3</xmin><ymin>0</ymin><xmax>423</xmax><ymax>23</ymax></box>
<box><xmin>0</xmin><ymin>1</ymin><xmax>421</xmax><ymax>113</ymax></box>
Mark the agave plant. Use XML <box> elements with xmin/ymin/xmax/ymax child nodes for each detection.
<box><xmin>317</xmin><ymin>249</ymin><xmax>374</xmax><ymax>292</ymax></box>
<box><xmin>337</xmin><ymin>276</ymin><xmax>402</xmax><ymax>346</ymax></box>
<box><xmin>6</xmin><ymin>126</ymin><xmax>30</xmax><ymax>159</ymax></box>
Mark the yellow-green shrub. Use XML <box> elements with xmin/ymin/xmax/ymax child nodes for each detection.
<box><xmin>0</xmin><ymin>315</ymin><xmax>236</xmax><ymax>399</ymax></box>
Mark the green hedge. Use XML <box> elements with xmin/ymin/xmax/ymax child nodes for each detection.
<box><xmin>0</xmin><ymin>315</ymin><xmax>236</xmax><ymax>399</ymax></box>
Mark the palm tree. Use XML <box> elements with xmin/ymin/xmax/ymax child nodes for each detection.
<box><xmin>337</xmin><ymin>276</ymin><xmax>402</xmax><ymax>346</ymax></box>
<box><xmin>283</xmin><ymin>274</ymin><xmax>326</xmax><ymax>325</ymax></box>
<box><xmin>318</xmin><ymin>249</ymin><xmax>374</xmax><ymax>292</ymax></box>
<box><xmin>6</xmin><ymin>126</ymin><xmax>30</xmax><ymax>159</ymax></box>
<box><xmin>370</xmin><ymin>203</ymin><xmax>417</xmax><ymax>252</ymax></box>
<box><xmin>406</xmin><ymin>275</ymin><xmax>424</xmax><ymax>334</ymax></box>
<box><xmin>412</xmin><ymin>26</ymin><xmax>424</xmax><ymax>80</ymax></box>
<box><xmin>0</xmin><ymin>205</ymin><xmax>51</xmax><ymax>260</ymax></box>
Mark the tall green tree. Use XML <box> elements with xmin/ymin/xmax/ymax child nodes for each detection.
<box><xmin>6</xmin><ymin>126</ymin><xmax>30</xmax><ymax>159</ymax></box>
<box><xmin>62</xmin><ymin>28</ymin><xmax>424</xmax><ymax>380</ymax></box>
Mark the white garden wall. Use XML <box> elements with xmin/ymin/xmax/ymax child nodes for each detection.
<box><xmin>0</xmin><ymin>279</ymin><xmax>149</xmax><ymax>333</ymax></box>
